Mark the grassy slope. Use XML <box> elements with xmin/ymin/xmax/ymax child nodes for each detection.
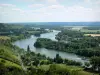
<box><xmin>78</xmin><ymin>71</ymin><xmax>99</xmax><ymax>75</ymax></box>
<box><xmin>0</xmin><ymin>45</ymin><xmax>19</xmax><ymax>63</ymax></box>
<box><xmin>38</xmin><ymin>64</ymin><xmax>99</xmax><ymax>75</ymax></box>
<box><xmin>0</xmin><ymin>44</ymin><xmax>24</xmax><ymax>75</ymax></box>
<box><xmin>0</xmin><ymin>58</ymin><xmax>21</xmax><ymax>69</ymax></box>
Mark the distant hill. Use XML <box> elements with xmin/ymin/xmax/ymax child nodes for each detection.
<box><xmin>7</xmin><ymin>22</ymin><xmax>100</xmax><ymax>26</ymax></box>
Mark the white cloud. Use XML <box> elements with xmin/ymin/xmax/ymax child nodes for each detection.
<box><xmin>11</xmin><ymin>8</ymin><xmax>25</xmax><ymax>13</ymax></box>
<box><xmin>47</xmin><ymin>0</ymin><xmax>58</xmax><ymax>4</ymax></box>
<box><xmin>84</xmin><ymin>0</ymin><xmax>100</xmax><ymax>5</ymax></box>
<box><xmin>67</xmin><ymin>5</ymin><xmax>92</xmax><ymax>12</ymax></box>
<box><xmin>28</xmin><ymin>4</ymin><xmax>44</xmax><ymax>8</ymax></box>
<box><xmin>29</xmin><ymin>4</ymin><xmax>100</xmax><ymax>22</ymax></box>
<box><xmin>32</xmin><ymin>4</ymin><xmax>66</xmax><ymax>13</ymax></box>
<box><xmin>84</xmin><ymin>0</ymin><xmax>91</xmax><ymax>3</ymax></box>
<box><xmin>94</xmin><ymin>0</ymin><xmax>100</xmax><ymax>5</ymax></box>
<box><xmin>0</xmin><ymin>3</ymin><xmax>26</xmax><ymax>22</ymax></box>
<box><xmin>0</xmin><ymin>2</ymin><xmax>100</xmax><ymax>22</ymax></box>
<box><xmin>20</xmin><ymin>0</ymin><xmax>58</xmax><ymax>3</ymax></box>
<box><xmin>0</xmin><ymin>4</ymin><xmax>16</xmax><ymax>7</ymax></box>
<box><xmin>48</xmin><ymin>5</ymin><xmax>65</xmax><ymax>9</ymax></box>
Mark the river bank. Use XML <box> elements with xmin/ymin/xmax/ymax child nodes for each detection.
<box><xmin>13</xmin><ymin>30</ymin><xmax>88</xmax><ymax>64</ymax></box>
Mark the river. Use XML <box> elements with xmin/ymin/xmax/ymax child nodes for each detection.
<box><xmin>13</xmin><ymin>30</ymin><xmax>87</xmax><ymax>64</ymax></box>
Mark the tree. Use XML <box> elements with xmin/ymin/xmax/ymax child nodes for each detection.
<box><xmin>85</xmin><ymin>62</ymin><xmax>90</xmax><ymax>68</ymax></box>
<box><xmin>27</xmin><ymin>45</ymin><xmax>30</xmax><ymax>53</ymax></box>
<box><xmin>90</xmin><ymin>56</ymin><xmax>100</xmax><ymax>74</ymax></box>
<box><xmin>54</xmin><ymin>54</ymin><xmax>63</xmax><ymax>63</ymax></box>
<box><xmin>34</xmin><ymin>41</ymin><xmax>42</xmax><ymax>48</ymax></box>
<box><xmin>32</xmin><ymin>59</ymin><xmax>39</xmax><ymax>66</ymax></box>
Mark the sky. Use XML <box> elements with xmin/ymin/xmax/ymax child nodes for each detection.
<box><xmin>0</xmin><ymin>0</ymin><xmax>100</xmax><ymax>23</ymax></box>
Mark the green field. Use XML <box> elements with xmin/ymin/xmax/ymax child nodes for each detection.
<box><xmin>80</xmin><ymin>29</ymin><xmax>100</xmax><ymax>32</ymax></box>
<box><xmin>27</xmin><ymin>31</ymin><xmax>40</xmax><ymax>34</ymax></box>
<box><xmin>8</xmin><ymin>25</ymin><xmax>24</xmax><ymax>29</ymax></box>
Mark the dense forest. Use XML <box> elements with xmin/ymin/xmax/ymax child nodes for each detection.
<box><xmin>34</xmin><ymin>36</ymin><xmax>100</xmax><ymax>57</ymax></box>
<box><xmin>0</xmin><ymin>23</ymin><xmax>100</xmax><ymax>75</ymax></box>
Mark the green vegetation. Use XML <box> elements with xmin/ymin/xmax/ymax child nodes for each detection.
<box><xmin>0</xmin><ymin>37</ymin><xmax>24</xmax><ymax>75</ymax></box>
<box><xmin>80</xmin><ymin>29</ymin><xmax>100</xmax><ymax>33</ymax></box>
<box><xmin>34</xmin><ymin>37</ymin><xmax>100</xmax><ymax>57</ymax></box>
<box><xmin>56</xmin><ymin>30</ymin><xmax>83</xmax><ymax>41</ymax></box>
<box><xmin>0</xmin><ymin>36</ymin><xmax>11</xmax><ymax>40</ymax></box>
<box><xmin>0</xmin><ymin>45</ymin><xmax>19</xmax><ymax>64</ymax></box>
<box><xmin>0</xmin><ymin>58</ymin><xmax>24</xmax><ymax>75</ymax></box>
<box><xmin>29</xmin><ymin>64</ymin><xmax>99</xmax><ymax>75</ymax></box>
<box><xmin>77</xmin><ymin>71</ymin><xmax>99</xmax><ymax>75</ymax></box>
<box><xmin>0</xmin><ymin>23</ymin><xmax>48</xmax><ymax>41</ymax></box>
<box><xmin>0</xmin><ymin>23</ymin><xmax>100</xmax><ymax>75</ymax></box>
<box><xmin>0</xmin><ymin>58</ymin><xmax>21</xmax><ymax>69</ymax></box>
<box><xmin>79</xmin><ymin>26</ymin><xmax>100</xmax><ymax>33</ymax></box>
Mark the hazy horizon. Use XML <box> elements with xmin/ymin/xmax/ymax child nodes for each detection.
<box><xmin>1</xmin><ymin>22</ymin><xmax>100</xmax><ymax>26</ymax></box>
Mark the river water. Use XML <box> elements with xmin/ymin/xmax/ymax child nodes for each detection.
<box><xmin>13</xmin><ymin>30</ymin><xmax>87</xmax><ymax>63</ymax></box>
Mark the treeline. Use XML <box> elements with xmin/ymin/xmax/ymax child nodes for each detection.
<box><xmin>83</xmin><ymin>26</ymin><xmax>100</xmax><ymax>30</ymax></box>
<box><xmin>34</xmin><ymin>37</ymin><xmax>100</xmax><ymax>57</ymax></box>
<box><xmin>0</xmin><ymin>23</ymin><xmax>48</xmax><ymax>41</ymax></box>
<box><xmin>22</xmin><ymin>46</ymin><xmax>100</xmax><ymax>75</ymax></box>
<box><xmin>56</xmin><ymin>30</ymin><xmax>84</xmax><ymax>41</ymax></box>
<box><xmin>21</xmin><ymin>46</ymin><xmax>82</xmax><ymax>67</ymax></box>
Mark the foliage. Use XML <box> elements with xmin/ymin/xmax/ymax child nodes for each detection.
<box><xmin>0</xmin><ymin>58</ymin><xmax>24</xmax><ymax>75</ymax></box>
<box><xmin>56</xmin><ymin>29</ymin><xmax>84</xmax><ymax>41</ymax></box>
<box><xmin>90</xmin><ymin>56</ymin><xmax>100</xmax><ymax>73</ymax></box>
<box><xmin>34</xmin><ymin>37</ymin><xmax>100</xmax><ymax>57</ymax></box>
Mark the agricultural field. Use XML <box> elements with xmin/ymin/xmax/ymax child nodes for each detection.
<box><xmin>0</xmin><ymin>36</ymin><xmax>11</xmax><ymax>40</ymax></box>
<box><xmin>84</xmin><ymin>34</ymin><xmax>100</xmax><ymax>37</ymax></box>
<box><xmin>26</xmin><ymin>31</ymin><xmax>40</xmax><ymax>34</ymax></box>
<box><xmin>80</xmin><ymin>29</ymin><xmax>100</xmax><ymax>32</ymax></box>
<box><xmin>8</xmin><ymin>25</ymin><xmax>24</xmax><ymax>29</ymax></box>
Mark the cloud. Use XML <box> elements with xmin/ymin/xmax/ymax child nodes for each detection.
<box><xmin>20</xmin><ymin>0</ymin><xmax>58</xmax><ymax>4</ymax></box>
<box><xmin>0</xmin><ymin>1</ymin><xmax>100</xmax><ymax>22</ymax></box>
<box><xmin>32</xmin><ymin>4</ymin><xmax>66</xmax><ymax>13</ymax></box>
<box><xmin>67</xmin><ymin>5</ymin><xmax>92</xmax><ymax>12</ymax></box>
<box><xmin>28</xmin><ymin>4</ymin><xmax>100</xmax><ymax>22</ymax></box>
<box><xmin>47</xmin><ymin>0</ymin><xmax>58</xmax><ymax>4</ymax></box>
<box><xmin>48</xmin><ymin>5</ymin><xmax>65</xmax><ymax>9</ymax></box>
<box><xmin>0</xmin><ymin>4</ymin><xmax>16</xmax><ymax>7</ymax></box>
<box><xmin>11</xmin><ymin>8</ymin><xmax>25</xmax><ymax>13</ymax></box>
<box><xmin>28</xmin><ymin>4</ymin><xmax>44</xmax><ymax>8</ymax></box>
<box><xmin>0</xmin><ymin>3</ymin><xmax>26</xmax><ymax>21</ymax></box>
<box><xmin>84</xmin><ymin>0</ymin><xmax>100</xmax><ymax>5</ymax></box>
<box><xmin>94</xmin><ymin>0</ymin><xmax>100</xmax><ymax>5</ymax></box>
<box><xmin>84</xmin><ymin>0</ymin><xmax>91</xmax><ymax>3</ymax></box>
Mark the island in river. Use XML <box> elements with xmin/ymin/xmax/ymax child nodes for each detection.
<box><xmin>13</xmin><ymin>30</ymin><xmax>88</xmax><ymax>64</ymax></box>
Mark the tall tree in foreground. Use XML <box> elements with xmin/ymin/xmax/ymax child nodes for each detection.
<box><xmin>27</xmin><ymin>45</ymin><xmax>30</xmax><ymax>53</ymax></box>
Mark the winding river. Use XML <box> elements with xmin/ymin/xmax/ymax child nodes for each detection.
<box><xmin>13</xmin><ymin>30</ymin><xmax>87</xmax><ymax>64</ymax></box>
